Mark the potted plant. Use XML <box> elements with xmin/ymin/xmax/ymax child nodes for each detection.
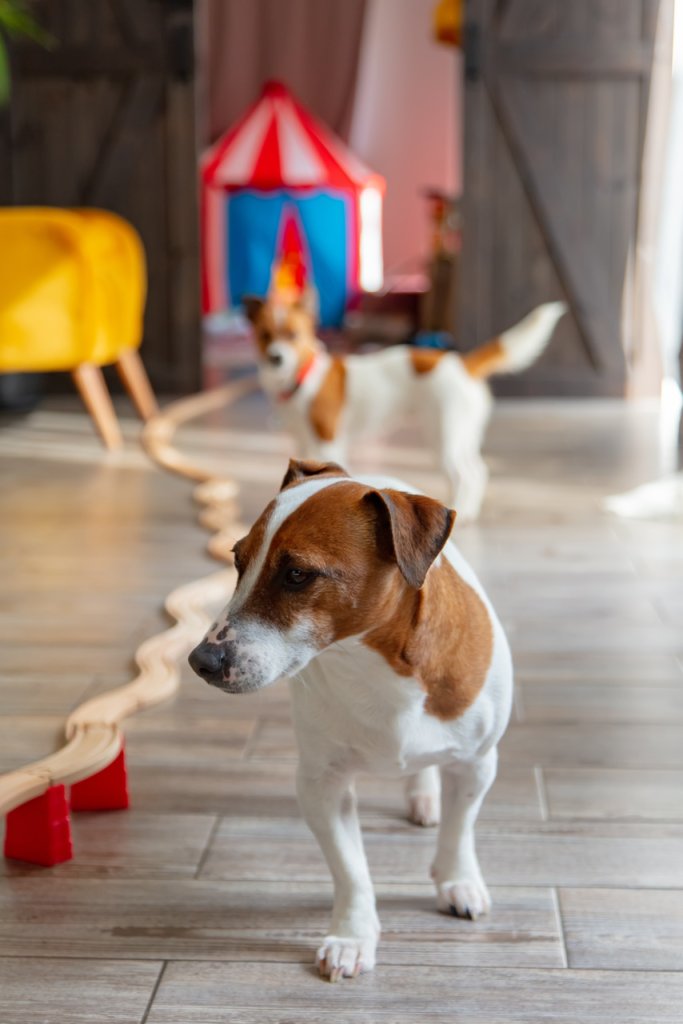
<box><xmin>0</xmin><ymin>0</ymin><xmax>54</xmax><ymax>104</ymax></box>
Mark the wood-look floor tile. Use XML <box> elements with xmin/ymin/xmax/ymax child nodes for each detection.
<box><xmin>486</xmin><ymin>573</ymin><xmax>663</xmax><ymax>608</ymax></box>
<box><xmin>199</xmin><ymin>817</ymin><xmax>683</xmax><ymax>888</ymax></box>
<box><xmin>615</xmin><ymin>522</ymin><xmax>683</xmax><ymax>581</ymax></box>
<box><xmin>0</xmin><ymin>644</ymin><xmax>133</xmax><ymax>680</ymax></box>
<box><xmin>243</xmin><ymin>717</ymin><xmax>297</xmax><ymax>760</ymax></box>
<box><xmin>654</xmin><ymin>594</ymin><xmax>683</xmax><ymax>626</ymax></box>
<box><xmin>145</xmin><ymin>961</ymin><xmax>683</xmax><ymax>1023</ymax></box>
<box><xmin>499</xmin><ymin>722</ymin><xmax>683</xmax><ymax>768</ymax></box>
<box><xmin>0</xmin><ymin>811</ymin><xmax>216</xmax><ymax>879</ymax></box>
<box><xmin>610</xmin><ymin>518</ymin><xmax>683</xmax><ymax>550</ymax></box>
<box><xmin>516</xmin><ymin>682</ymin><xmax>683</xmax><ymax>723</ymax></box>
<box><xmin>0</xmin><ymin>678</ymin><xmax>95</xmax><ymax>715</ymax></box>
<box><xmin>506</xmin><ymin>619</ymin><xmax>683</xmax><ymax>654</ymax></box>
<box><xmin>560</xmin><ymin>888</ymin><xmax>683</xmax><ymax>969</ymax></box>
<box><xmin>455</xmin><ymin>525</ymin><xmax>634</xmax><ymax>576</ymax></box>
<box><xmin>128</xmin><ymin>759</ymin><xmax>541</xmax><ymax>820</ymax></box>
<box><xmin>128</xmin><ymin>760</ymin><xmax>301</xmax><ymax>815</ymax></box>
<box><xmin>544</xmin><ymin>768</ymin><xmax>683</xmax><ymax>821</ymax></box>
<box><xmin>123</xmin><ymin>710</ymin><xmax>254</xmax><ymax>766</ymax></box>
<box><xmin>0</xmin><ymin>957</ymin><xmax>162</xmax><ymax>1024</ymax></box>
<box><xmin>0</xmin><ymin>878</ymin><xmax>563</xmax><ymax>968</ymax></box>
<box><xmin>0</xmin><ymin>714</ymin><xmax>65</xmax><ymax>768</ymax></box>
<box><xmin>631</xmin><ymin>553</ymin><xmax>683</xmax><ymax>581</ymax></box>
<box><xmin>475</xmin><ymin>825</ymin><xmax>683</xmax><ymax>888</ymax></box>
<box><xmin>512</xmin><ymin>650</ymin><xmax>683</xmax><ymax>685</ymax></box>
<box><xmin>0</xmin><ymin>600</ymin><xmax>164</xmax><ymax>647</ymax></box>
<box><xmin>172</xmin><ymin>672</ymin><xmax>292</xmax><ymax>718</ymax></box>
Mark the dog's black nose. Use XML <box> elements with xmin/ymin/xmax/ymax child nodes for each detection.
<box><xmin>188</xmin><ymin>642</ymin><xmax>225</xmax><ymax>679</ymax></box>
<box><xmin>267</xmin><ymin>351</ymin><xmax>283</xmax><ymax>367</ymax></box>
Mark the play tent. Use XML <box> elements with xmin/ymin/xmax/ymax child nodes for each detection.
<box><xmin>200</xmin><ymin>80</ymin><xmax>385</xmax><ymax>327</ymax></box>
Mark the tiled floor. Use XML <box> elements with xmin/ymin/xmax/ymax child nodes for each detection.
<box><xmin>1</xmin><ymin>395</ymin><xmax>682</xmax><ymax>1022</ymax></box>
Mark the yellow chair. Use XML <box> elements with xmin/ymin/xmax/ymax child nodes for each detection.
<box><xmin>0</xmin><ymin>207</ymin><xmax>158</xmax><ymax>449</ymax></box>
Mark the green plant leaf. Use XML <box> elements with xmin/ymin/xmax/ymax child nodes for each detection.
<box><xmin>0</xmin><ymin>36</ymin><xmax>9</xmax><ymax>105</ymax></box>
<box><xmin>0</xmin><ymin>1</ymin><xmax>55</xmax><ymax>48</ymax></box>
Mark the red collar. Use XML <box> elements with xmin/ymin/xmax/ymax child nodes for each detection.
<box><xmin>277</xmin><ymin>352</ymin><xmax>318</xmax><ymax>402</ymax></box>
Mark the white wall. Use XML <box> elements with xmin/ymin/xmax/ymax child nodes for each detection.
<box><xmin>350</xmin><ymin>0</ymin><xmax>461</xmax><ymax>275</ymax></box>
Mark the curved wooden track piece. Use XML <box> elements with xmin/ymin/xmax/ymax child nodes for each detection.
<box><xmin>0</xmin><ymin>376</ymin><xmax>258</xmax><ymax>834</ymax></box>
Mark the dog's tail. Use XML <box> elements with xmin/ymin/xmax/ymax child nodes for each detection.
<box><xmin>461</xmin><ymin>301</ymin><xmax>567</xmax><ymax>379</ymax></box>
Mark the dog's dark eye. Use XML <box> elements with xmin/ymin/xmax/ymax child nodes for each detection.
<box><xmin>284</xmin><ymin>567</ymin><xmax>313</xmax><ymax>590</ymax></box>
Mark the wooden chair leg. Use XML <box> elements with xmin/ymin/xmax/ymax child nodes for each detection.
<box><xmin>71</xmin><ymin>364</ymin><xmax>123</xmax><ymax>450</ymax></box>
<box><xmin>116</xmin><ymin>348</ymin><xmax>159</xmax><ymax>421</ymax></box>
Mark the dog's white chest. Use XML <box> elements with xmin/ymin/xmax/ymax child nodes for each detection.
<box><xmin>290</xmin><ymin>641</ymin><xmax>497</xmax><ymax>776</ymax></box>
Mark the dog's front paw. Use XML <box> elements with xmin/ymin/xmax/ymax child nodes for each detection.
<box><xmin>435</xmin><ymin>878</ymin><xmax>491</xmax><ymax>920</ymax></box>
<box><xmin>316</xmin><ymin>935</ymin><xmax>377</xmax><ymax>982</ymax></box>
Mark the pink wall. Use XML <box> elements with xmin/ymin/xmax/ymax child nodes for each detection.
<box><xmin>350</xmin><ymin>0</ymin><xmax>462</xmax><ymax>276</ymax></box>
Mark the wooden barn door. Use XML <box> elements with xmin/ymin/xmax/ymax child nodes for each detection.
<box><xmin>458</xmin><ymin>0</ymin><xmax>667</xmax><ymax>396</ymax></box>
<box><xmin>0</xmin><ymin>0</ymin><xmax>200</xmax><ymax>392</ymax></box>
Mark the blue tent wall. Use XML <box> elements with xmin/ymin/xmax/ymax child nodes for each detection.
<box><xmin>226</xmin><ymin>189</ymin><xmax>352</xmax><ymax>327</ymax></box>
<box><xmin>297</xmin><ymin>191</ymin><xmax>352</xmax><ymax>327</ymax></box>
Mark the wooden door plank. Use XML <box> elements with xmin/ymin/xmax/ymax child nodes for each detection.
<box><xmin>459</xmin><ymin>0</ymin><xmax>496</xmax><ymax>344</ymax></box>
<box><xmin>13</xmin><ymin>45</ymin><xmax>164</xmax><ymax>77</ymax></box>
<box><xmin>459</xmin><ymin>0</ymin><xmax>662</xmax><ymax>395</ymax></box>
<box><xmin>109</xmin><ymin>0</ymin><xmax>159</xmax><ymax>46</ymax></box>
<box><xmin>84</xmin><ymin>77</ymin><xmax>165</xmax><ymax>207</ymax></box>
<box><xmin>497</xmin><ymin>39</ymin><xmax>655</xmax><ymax>76</ymax></box>
<box><xmin>491</xmin><ymin>79</ymin><xmax>613</xmax><ymax>375</ymax></box>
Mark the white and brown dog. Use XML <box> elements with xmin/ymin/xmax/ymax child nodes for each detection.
<box><xmin>246</xmin><ymin>295</ymin><xmax>566</xmax><ymax>521</ymax></box>
<box><xmin>189</xmin><ymin>459</ymin><xmax>513</xmax><ymax>981</ymax></box>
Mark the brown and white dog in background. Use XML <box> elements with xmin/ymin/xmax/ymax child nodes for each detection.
<box><xmin>245</xmin><ymin>295</ymin><xmax>566</xmax><ymax>521</ymax></box>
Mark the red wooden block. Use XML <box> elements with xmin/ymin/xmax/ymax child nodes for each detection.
<box><xmin>4</xmin><ymin>784</ymin><xmax>73</xmax><ymax>866</ymax></box>
<box><xmin>70</xmin><ymin>747</ymin><xmax>129</xmax><ymax>811</ymax></box>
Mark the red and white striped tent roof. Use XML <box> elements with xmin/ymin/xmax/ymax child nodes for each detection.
<box><xmin>201</xmin><ymin>80</ymin><xmax>384</xmax><ymax>193</ymax></box>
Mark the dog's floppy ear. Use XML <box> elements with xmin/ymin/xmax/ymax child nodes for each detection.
<box><xmin>280</xmin><ymin>458</ymin><xmax>349</xmax><ymax>491</ymax></box>
<box><xmin>364</xmin><ymin>489</ymin><xmax>456</xmax><ymax>589</ymax></box>
<box><xmin>243</xmin><ymin>296</ymin><xmax>265</xmax><ymax>324</ymax></box>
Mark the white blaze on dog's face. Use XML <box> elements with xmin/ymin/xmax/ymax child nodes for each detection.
<box><xmin>188</xmin><ymin>460</ymin><xmax>455</xmax><ymax>694</ymax></box>
<box><xmin>244</xmin><ymin>295</ymin><xmax>321</xmax><ymax>396</ymax></box>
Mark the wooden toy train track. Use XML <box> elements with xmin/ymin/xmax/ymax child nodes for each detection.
<box><xmin>0</xmin><ymin>377</ymin><xmax>256</xmax><ymax>864</ymax></box>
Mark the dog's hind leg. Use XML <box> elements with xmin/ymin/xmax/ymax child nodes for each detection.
<box><xmin>444</xmin><ymin>446</ymin><xmax>489</xmax><ymax>522</ymax></box>
<box><xmin>297</xmin><ymin>766</ymin><xmax>380</xmax><ymax>980</ymax></box>
<box><xmin>430</xmin><ymin>748</ymin><xmax>497</xmax><ymax>919</ymax></box>
<box><xmin>405</xmin><ymin>765</ymin><xmax>441</xmax><ymax>826</ymax></box>
<box><xmin>298</xmin><ymin>428</ymin><xmax>348</xmax><ymax>467</ymax></box>
<box><xmin>435</xmin><ymin>374</ymin><xmax>491</xmax><ymax>522</ymax></box>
